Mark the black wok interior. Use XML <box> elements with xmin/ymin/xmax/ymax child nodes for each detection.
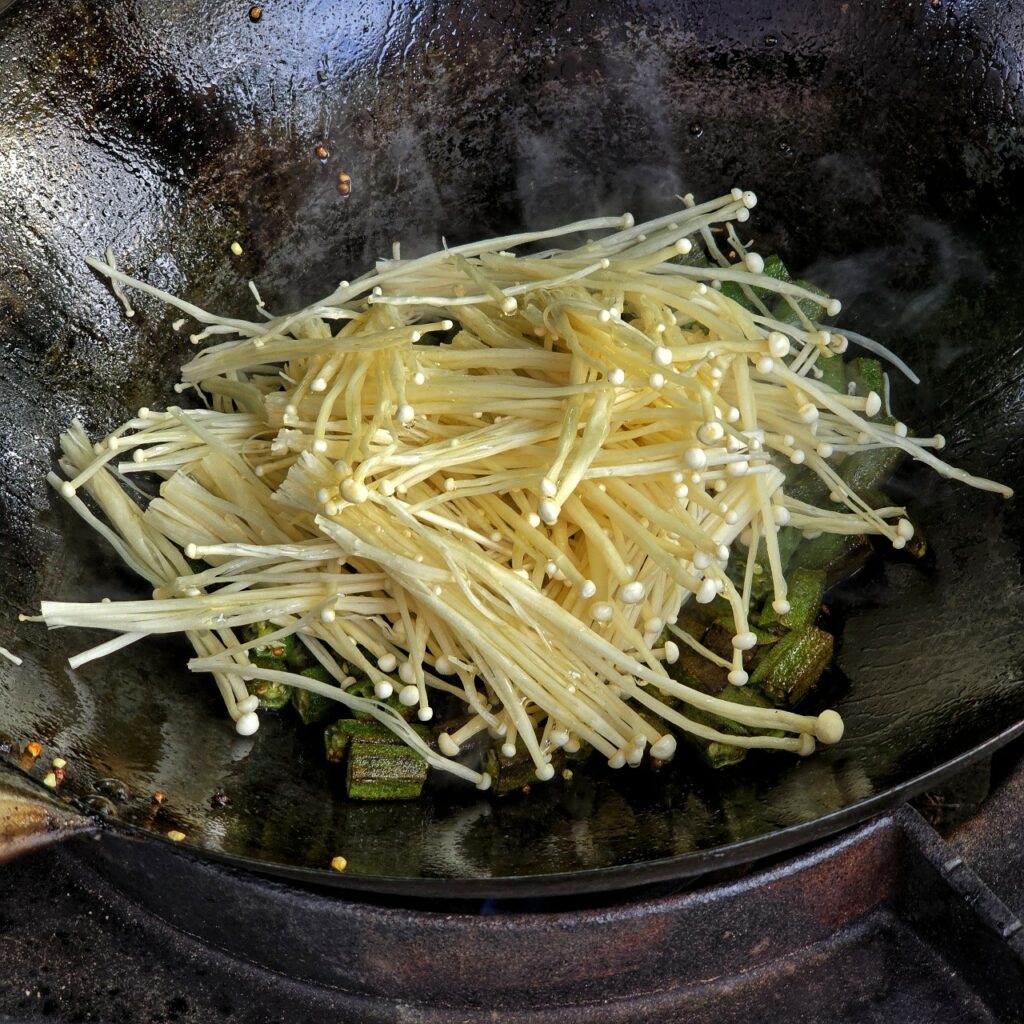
<box><xmin>1</xmin><ymin>0</ymin><xmax>1023</xmax><ymax>897</ymax></box>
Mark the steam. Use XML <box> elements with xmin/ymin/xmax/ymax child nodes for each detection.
<box><xmin>803</xmin><ymin>212</ymin><xmax>988</xmax><ymax>371</ymax></box>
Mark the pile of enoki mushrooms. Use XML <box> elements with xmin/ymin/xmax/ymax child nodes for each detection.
<box><xmin>26</xmin><ymin>189</ymin><xmax>1012</xmax><ymax>790</ymax></box>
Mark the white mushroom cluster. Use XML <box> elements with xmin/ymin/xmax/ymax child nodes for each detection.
<box><xmin>26</xmin><ymin>190</ymin><xmax>1010</xmax><ymax>786</ymax></box>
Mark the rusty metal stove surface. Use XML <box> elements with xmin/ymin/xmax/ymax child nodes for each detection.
<box><xmin>2</xmin><ymin>742</ymin><xmax>1024</xmax><ymax>1023</ymax></box>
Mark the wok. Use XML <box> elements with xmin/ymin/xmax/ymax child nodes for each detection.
<box><xmin>1</xmin><ymin>0</ymin><xmax>1023</xmax><ymax>899</ymax></box>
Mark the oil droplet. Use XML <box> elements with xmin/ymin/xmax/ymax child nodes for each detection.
<box><xmin>248</xmin><ymin>5</ymin><xmax>262</xmax><ymax>23</ymax></box>
<box><xmin>688</xmin><ymin>121</ymin><xmax>703</xmax><ymax>138</ymax></box>
<box><xmin>337</xmin><ymin>171</ymin><xmax>352</xmax><ymax>197</ymax></box>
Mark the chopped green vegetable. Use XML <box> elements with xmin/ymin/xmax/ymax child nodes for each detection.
<box><xmin>703</xmin><ymin>619</ymin><xmax>780</xmax><ymax>665</ymax></box>
<box><xmin>750</xmin><ymin>626</ymin><xmax>834</xmax><ymax>706</ymax></box>
<box><xmin>291</xmin><ymin>666</ymin><xmax>337</xmax><ymax>725</ymax></box>
<box><xmin>343</xmin><ymin>676</ymin><xmax>417</xmax><ymax>722</ymax></box>
<box><xmin>240</xmin><ymin>621</ymin><xmax>296</xmax><ymax>662</ymax></box>
<box><xmin>783</xmin><ymin>466</ymin><xmax>831</xmax><ymax>508</ymax></box>
<box><xmin>688</xmin><ymin>736</ymin><xmax>748</xmax><ymax>769</ymax></box>
<box><xmin>720</xmin><ymin>254</ymin><xmax>792</xmax><ymax>309</ymax></box>
<box><xmin>325</xmin><ymin>718</ymin><xmax>431</xmax><ymax>762</ymax></box>
<box><xmin>770</xmin><ymin>278</ymin><xmax>830</xmax><ymax>327</ymax></box>
<box><xmin>815</xmin><ymin>351</ymin><xmax>846</xmax><ymax>393</ymax></box>
<box><xmin>758</xmin><ymin>568</ymin><xmax>827</xmax><ymax>632</ymax></box>
<box><xmin>678</xmin><ymin>686</ymin><xmax>785</xmax><ymax>768</ymax></box>
<box><xmin>788</xmin><ymin>530</ymin><xmax>873</xmax><ymax>584</ymax></box>
<box><xmin>666</xmin><ymin>644</ymin><xmax>729</xmax><ymax>695</ymax></box>
<box><xmin>484</xmin><ymin>747</ymin><xmax>566</xmax><ymax>795</ymax></box>
<box><xmin>247</xmin><ymin>655</ymin><xmax>292</xmax><ymax>709</ymax></box>
<box><xmin>840</xmin><ymin>447</ymin><xmax>905</xmax><ymax>495</ymax></box>
<box><xmin>846</xmin><ymin>357</ymin><xmax>885</xmax><ymax>398</ymax></box>
<box><xmin>346</xmin><ymin>742</ymin><xmax>428</xmax><ymax>800</ymax></box>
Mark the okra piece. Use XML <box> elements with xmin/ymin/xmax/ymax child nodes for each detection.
<box><xmin>703</xmin><ymin>619</ymin><xmax>780</xmax><ymax>666</ymax></box>
<box><xmin>324</xmin><ymin>719</ymin><xmax>432</xmax><ymax>763</ymax></box>
<box><xmin>345</xmin><ymin>677</ymin><xmax>417</xmax><ymax>722</ymax></box>
<box><xmin>719</xmin><ymin>281</ymin><xmax>752</xmax><ymax>308</ymax></box>
<box><xmin>769</xmin><ymin>278</ymin><xmax>829</xmax><ymax>327</ymax></box>
<box><xmin>840</xmin><ymin>446</ymin><xmax>905</xmax><ymax>495</ymax></box>
<box><xmin>689</xmin><ymin>737</ymin><xmax>748</xmax><ymax>769</ymax></box>
<box><xmin>346</xmin><ymin>742</ymin><xmax>428</xmax><ymax>801</ymax></box>
<box><xmin>291</xmin><ymin>666</ymin><xmax>336</xmax><ymax>725</ymax></box>
<box><xmin>720</xmin><ymin>254</ymin><xmax>791</xmax><ymax>309</ymax></box>
<box><xmin>788</xmin><ymin>530</ymin><xmax>873</xmax><ymax>584</ymax></box>
<box><xmin>240</xmin><ymin>621</ymin><xmax>299</xmax><ymax>663</ymax></box>
<box><xmin>285</xmin><ymin>638</ymin><xmax>314</xmax><ymax>672</ymax></box>
<box><xmin>815</xmin><ymin>351</ymin><xmax>846</xmax><ymax>393</ymax></box>
<box><xmin>672</xmin><ymin>241</ymin><xmax>710</xmax><ymax>268</ymax></box>
<box><xmin>678</xmin><ymin>687</ymin><xmax>776</xmax><ymax>768</ymax></box>
<box><xmin>783</xmin><ymin>466</ymin><xmax>831</xmax><ymax>508</ymax></box>
<box><xmin>761</xmin><ymin>254</ymin><xmax>792</xmax><ymax>284</ymax></box>
<box><xmin>845</xmin><ymin>356</ymin><xmax>885</xmax><ymax>398</ymax></box>
<box><xmin>742</xmin><ymin>525</ymin><xmax>805</xmax><ymax>603</ymax></box>
<box><xmin>484</xmin><ymin>747</ymin><xmax>566</xmax><ymax>795</ymax></box>
<box><xmin>749</xmin><ymin>626</ymin><xmax>834</xmax><ymax>706</ymax></box>
<box><xmin>674</xmin><ymin>606</ymin><xmax>715</xmax><ymax>639</ymax></box>
<box><xmin>247</xmin><ymin>655</ymin><xmax>292</xmax><ymax>709</ymax></box>
<box><xmin>757</xmin><ymin>567</ymin><xmax>827</xmax><ymax>632</ymax></box>
<box><xmin>666</xmin><ymin>644</ymin><xmax>729</xmax><ymax>695</ymax></box>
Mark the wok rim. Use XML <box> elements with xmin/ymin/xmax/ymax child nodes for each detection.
<box><xmin>90</xmin><ymin>715</ymin><xmax>1024</xmax><ymax>900</ymax></box>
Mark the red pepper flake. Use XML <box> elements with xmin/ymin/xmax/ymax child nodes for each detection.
<box><xmin>316</xmin><ymin>145</ymin><xmax>329</xmax><ymax>160</ymax></box>
<box><xmin>25</xmin><ymin>741</ymin><xmax>42</xmax><ymax>759</ymax></box>
<box><xmin>152</xmin><ymin>791</ymin><xmax>167</xmax><ymax>804</ymax></box>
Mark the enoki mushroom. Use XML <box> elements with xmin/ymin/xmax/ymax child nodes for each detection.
<box><xmin>25</xmin><ymin>189</ymin><xmax>1011</xmax><ymax>788</ymax></box>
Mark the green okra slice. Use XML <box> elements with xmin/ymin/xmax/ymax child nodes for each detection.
<box><xmin>240</xmin><ymin>621</ymin><xmax>297</xmax><ymax>663</ymax></box>
<box><xmin>291</xmin><ymin>665</ymin><xmax>337</xmax><ymax>725</ymax></box>
<box><xmin>769</xmin><ymin>278</ymin><xmax>829</xmax><ymax>327</ymax></box>
<box><xmin>285</xmin><ymin>637</ymin><xmax>314</xmax><ymax>672</ymax></box>
<box><xmin>787</xmin><ymin>530</ymin><xmax>873</xmax><ymax>584</ymax></box>
<box><xmin>666</xmin><ymin>643</ymin><xmax>730</xmax><ymax>696</ymax></box>
<box><xmin>484</xmin><ymin>747</ymin><xmax>566</xmax><ymax>795</ymax></box>
<box><xmin>749</xmin><ymin>626</ymin><xmax>834</xmax><ymax>706</ymax></box>
<box><xmin>782</xmin><ymin>466</ymin><xmax>832</xmax><ymax>508</ymax></box>
<box><xmin>678</xmin><ymin>686</ymin><xmax>785</xmax><ymax>768</ymax></box>
<box><xmin>703</xmin><ymin>619</ymin><xmax>780</xmax><ymax>667</ymax></box>
<box><xmin>247</xmin><ymin>655</ymin><xmax>292</xmax><ymax>709</ymax></box>
<box><xmin>672</xmin><ymin>241</ymin><xmax>710</xmax><ymax>268</ymax></box>
<box><xmin>345</xmin><ymin>676</ymin><xmax>417</xmax><ymax>722</ymax></box>
<box><xmin>720</xmin><ymin>254</ymin><xmax>792</xmax><ymax>309</ymax></box>
<box><xmin>845</xmin><ymin>356</ymin><xmax>885</xmax><ymax>398</ymax></box>
<box><xmin>740</xmin><ymin>524</ymin><xmax>805</xmax><ymax>603</ymax></box>
<box><xmin>839</xmin><ymin>446</ymin><xmax>905</xmax><ymax>495</ymax></box>
<box><xmin>757</xmin><ymin>567</ymin><xmax>827</xmax><ymax>632</ymax></box>
<box><xmin>346</xmin><ymin>742</ymin><xmax>429</xmax><ymax>801</ymax></box>
<box><xmin>815</xmin><ymin>351</ymin><xmax>846</xmax><ymax>393</ymax></box>
<box><xmin>324</xmin><ymin>718</ymin><xmax>431</xmax><ymax>763</ymax></box>
<box><xmin>688</xmin><ymin>737</ymin><xmax>749</xmax><ymax>769</ymax></box>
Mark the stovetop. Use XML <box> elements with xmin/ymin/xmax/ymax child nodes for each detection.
<box><xmin>3</xmin><ymin>745</ymin><xmax>1024</xmax><ymax>1024</ymax></box>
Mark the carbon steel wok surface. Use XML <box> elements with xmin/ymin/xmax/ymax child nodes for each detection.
<box><xmin>1</xmin><ymin>0</ymin><xmax>1023</xmax><ymax>896</ymax></box>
